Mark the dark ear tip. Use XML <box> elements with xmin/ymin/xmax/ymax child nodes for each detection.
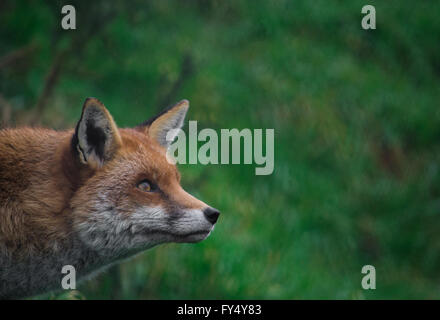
<box><xmin>83</xmin><ymin>97</ymin><xmax>105</xmax><ymax>109</ymax></box>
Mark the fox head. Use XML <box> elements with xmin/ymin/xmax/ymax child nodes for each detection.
<box><xmin>70</xmin><ymin>98</ymin><xmax>220</xmax><ymax>255</ymax></box>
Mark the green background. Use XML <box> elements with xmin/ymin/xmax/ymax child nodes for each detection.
<box><xmin>1</xmin><ymin>0</ymin><xmax>440</xmax><ymax>299</ymax></box>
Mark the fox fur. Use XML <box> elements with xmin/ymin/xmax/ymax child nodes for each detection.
<box><xmin>0</xmin><ymin>98</ymin><xmax>219</xmax><ymax>299</ymax></box>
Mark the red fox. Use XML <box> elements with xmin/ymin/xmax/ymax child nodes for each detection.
<box><xmin>0</xmin><ymin>98</ymin><xmax>220</xmax><ymax>299</ymax></box>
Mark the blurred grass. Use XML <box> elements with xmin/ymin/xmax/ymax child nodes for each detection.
<box><xmin>2</xmin><ymin>0</ymin><xmax>440</xmax><ymax>299</ymax></box>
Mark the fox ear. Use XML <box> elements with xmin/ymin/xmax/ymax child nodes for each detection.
<box><xmin>138</xmin><ymin>100</ymin><xmax>189</xmax><ymax>148</ymax></box>
<box><xmin>73</xmin><ymin>97</ymin><xmax>122</xmax><ymax>169</ymax></box>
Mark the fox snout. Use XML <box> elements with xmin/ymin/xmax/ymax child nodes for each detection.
<box><xmin>203</xmin><ymin>207</ymin><xmax>220</xmax><ymax>224</ymax></box>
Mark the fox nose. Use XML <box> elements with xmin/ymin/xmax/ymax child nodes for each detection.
<box><xmin>203</xmin><ymin>207</ymin><xmax>220</xmax><ymax>224</ymax></box>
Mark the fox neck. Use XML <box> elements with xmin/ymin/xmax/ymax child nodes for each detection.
<box><xmin>1</xmin><ymin>234</ymin><xmax>145</xmax><ymax>299</ymax></box>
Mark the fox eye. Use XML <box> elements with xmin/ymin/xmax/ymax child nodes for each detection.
<box><xmin>137</xmin><ymin>180</ymin><xmax>155</xmax><ymax>192</ymax></box>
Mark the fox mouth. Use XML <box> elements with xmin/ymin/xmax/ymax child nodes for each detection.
<box><xmin>171</xmin><ymin>230</ymin><xmax>211</xmax><ymax>238</ymax></box>
<box><xmin>175</xmin><ymin>230</ymin><xmax>211</xmax><ymax>242</ymax></box>
<box><xmin>141</xmin><ymin>229</ymin><xmax>212</xmax><ymax>242</ymax></box>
